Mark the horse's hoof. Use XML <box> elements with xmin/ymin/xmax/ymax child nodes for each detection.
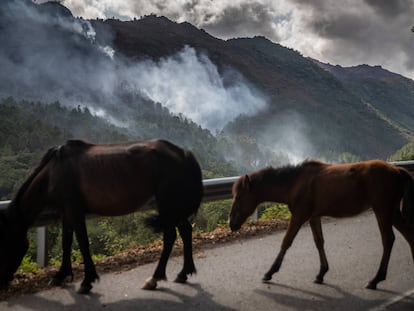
<box><xmin>78</xmin><ymin>284</ymin><xmax>92</xmax><ymax>295</ymax></box>
<box><xmin>49</xmin><ymin>278</ymin><xmax>63</xmax><ymax>287</ymax></box>
<box><xmin>366</xmin><ymin>282</ymin><xmax>377</xmax><ymax>290</ymax></box>
<box><xmin>142</xmin><ymin>277</ymin><xmax>158</xmax><ymax>290</ymax></box>
<box><xmin>262</xmin><ymin>274</ymin><xmax>272</xmax><ymax>282</ymax></box>
<box><xmin>174</xmin><ymin>274</ymin><xmax>188</xmax><ymax>284</ymax></box>
<box><xmin>49</xmin><ymin>273</ymin><xmax>74</xmax><ymax>287</ymax></box>
<box><xmin>314</xmin><ymin>278</ymin><xmax>323</xmax><ymax>284</ymax></box>
<box><xmin>0</xmin><ymin>282</ymin><xmax>9</xmax><ymax>291</ymax></box>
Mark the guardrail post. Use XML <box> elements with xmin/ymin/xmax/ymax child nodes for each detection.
<box><xmin>36</xmin><ymin>227</ymin><xmax>48</xmax><ymax>268</ymax></box>
<box><xmin>251</xmin><ymin>209</ymin><xmax>258</xmax><ymax>222</ymax></box>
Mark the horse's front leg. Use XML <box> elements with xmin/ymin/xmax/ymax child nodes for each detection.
<box><xmin>50</xmin><ymin>218</ymin><xmax>74</xmax><ymax>286</ymax></box>
<box><xmin>73</xmin><ymin>215</ymin><xmax>99</xmax><ymax>294</ymax></box>
<box><xmin>143</xmin><ymin>227</ymin><xmax>177</xmax><ymax>290</ymax></box>
<box><xmin>263</xmin><ymin>213</ymin><xmax>307</xmax><ymax>282</ymax></box>
<box><xmin>175</xmin><ymin>220</ymin><xmax>196</xmax><ymax>283</ymax></box>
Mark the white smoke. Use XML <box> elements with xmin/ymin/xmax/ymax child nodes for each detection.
<box><xmin>76</xmin><ymin>18</ymin><xmax>116</xmax><ymax>58</ymax></box>
<box><xmin>260</xmin><ymin>111</ymin><xmax>315</xmax><ymax>165</ymax></box>
<box><xmin>0</xmin><ymin>2</ymin><xmax>266</xmax><ymax>134</ymax></box>
<box><xmin>126</xmin><ymin>46</ymin><xmax>267</xmax><ymax>132</ymax></box>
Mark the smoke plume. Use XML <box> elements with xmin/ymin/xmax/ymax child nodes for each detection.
<box><xmin>0</xmin><ymin>1</ymin><xmax>267</xmax><ymax>133</ymax></box>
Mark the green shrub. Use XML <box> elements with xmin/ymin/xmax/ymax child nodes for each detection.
<box><xmin>194</xmin><ymin>200</ymin><xmax>232</xmax><ymax>232</ymax></box>
<box><xmin>18</xmin><ymin>256</ymin><xmax>39</xmax><ymax>274</ymax></box>
<box><xmin>259</xmin><ymin>203</ymin><xmax>290</xmax><ymax>220</ymax></box>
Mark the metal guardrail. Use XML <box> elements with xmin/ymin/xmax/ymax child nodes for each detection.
<box><xmin>0</xmin><ymin>176</ymin><xmax>239</xmax><ymax>267</ymax></box>
<box><xmin>202</xmin><ymin>176</ymin><xmax>238</xmax><ymax>201</ymax></box>
<box><xmin>1</xmin><ymin>160</ymin><xmax>414</xmax><ymax>268</ymax></box>
<box><xmin>0</xmin><ymin>200</ymin><xmax>10</xmax><ymax>210</ymax></box>
<box><xmin>392</xmin><ymin>160</ymin><xmax>414</xmax><ymax>171</ymax></box>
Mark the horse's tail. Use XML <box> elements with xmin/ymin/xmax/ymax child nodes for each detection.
<box><xmin>401</xmin><ymin>168</ymin><xmax>414</xmax><ymax>228</ymax></box>
<box><xmin>145</xmin><ymin>149</ymin><xmax>203</xmax><ymax>232</ymax></box>
<box><xmin>183</xmin><ymin>150</ymin><xmax>204</xmax><ymax>209</ymax></box>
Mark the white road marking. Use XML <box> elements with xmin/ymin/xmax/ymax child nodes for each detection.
<box><xmin>369</xmin><ymin>288</ymin><xmax>414</xmax><ymax>311</ymax></box>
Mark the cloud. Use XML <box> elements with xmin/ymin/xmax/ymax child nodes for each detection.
<box><xmin>364</xmin><ymin>0</ymin><xmax>412</xmax><ymax>17</ymax></box>
<box><xmin>60</xmin><ymin>0</ymin><xmax>414</xmax><ymax>79</ymax></box>
<box><xmin>288</xmin><ymin>0</ymin><xmax>414</xmax><ymax>76</ymax></box>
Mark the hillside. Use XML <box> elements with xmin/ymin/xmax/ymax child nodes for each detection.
<box><xmin>98</xmin><ymin>15</ymin><xmax>410</xmax><ymax>160</ymax></box>
<box><xmin>0</xmin><ymin>97</ymin><xmax>237</xmax><ymax>199</ymax></box>
<box><xmin>1</xmin><ymin>0</ymin><xmax>413</xmax><ymax>164</ymax></box>
<box><xmin>314</xmin><ymin>61</ymin><xmax>414</xmax><ymax>136</ymax></box>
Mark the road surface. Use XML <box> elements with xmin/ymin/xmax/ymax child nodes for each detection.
<box><xmin>1</xmin><ymin>211</ymin><xmax>413</xmax><ymax>310</ymax></box>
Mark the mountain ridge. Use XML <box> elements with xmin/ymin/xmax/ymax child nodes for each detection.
<box><xmin>1</xmin><ymin>1</ymin><xmax>414</xmax><ymax>161</ymax></box>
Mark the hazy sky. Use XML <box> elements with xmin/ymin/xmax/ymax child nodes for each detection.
<box><xmin>57</xmin><ymin>0</ymin><xmax>414</xmax><ymax>79</ymax></box>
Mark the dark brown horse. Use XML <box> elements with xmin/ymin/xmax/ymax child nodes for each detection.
<box><xmin>229</xmin><ymin>160</ymin><xmax>414</xmax><ymax>289</ymax></box>
<box><xmin>0</xmin><ymin>139</ymin><xmax>203</xmax><ymax>294</ymax></box>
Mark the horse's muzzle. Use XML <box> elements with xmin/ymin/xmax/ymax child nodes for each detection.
<box><xmin>229</xmin><ymin>219</ymin><xmax>241</xmax><ymax>232</ymax></box>
<box><xmin>0</xmin><ymin>280</ymin><xmax>9</xmax><ymax>291</ymax></box>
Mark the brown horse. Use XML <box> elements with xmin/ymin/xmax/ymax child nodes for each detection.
<box><xmin>0</xmin><ymin>139</ymin><xmax>203</xmax><ymax>294</ymax></box>
<box><xmin>229</xmin><ymin>160</ymin><xmax>414</xmax><ymax>289</ymax></box>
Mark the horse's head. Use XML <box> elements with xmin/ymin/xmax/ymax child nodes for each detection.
<box><xmin>229</xmin><ymin>175</ymin><xmax>257</xmax><ymax>231</ymax></box>
<box><xmin>0</xmin><ymin>212</ymin><xmax>29</xmax><ymax>290</ymax></box>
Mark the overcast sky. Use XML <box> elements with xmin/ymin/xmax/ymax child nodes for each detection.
<box><xmin>58</xmin><ymin>0</ymin><xmax>414</xmax><ymax>79</ymax></box>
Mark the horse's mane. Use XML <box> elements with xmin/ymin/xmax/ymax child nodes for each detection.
<box><xmin>7</xmin><ymin>146</ymin><xmax>59</xmax><ymax>221</ymax></box>
<box><xmin>251</xmin><ymin>160</ymin><xmax>323</xmax><ymax>187</ymax></box>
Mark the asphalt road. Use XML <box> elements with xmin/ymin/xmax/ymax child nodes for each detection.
<box><xmin>1</xmin><ymin>211</ymin><xmax>413</xmax><ymax>310</ymax></box>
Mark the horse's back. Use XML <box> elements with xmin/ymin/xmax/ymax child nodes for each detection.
<box><xmin>308</xmin><ymin>160</ymin><xmax>404</xmax><ymax>217</ymax></box>
<box><xmin>50</xmin><ymin>139</ymin><xmax>202</xmax><ymax>216</ymax></box>
<box><xmin>316</xmin><ymin>160</ymin><xmax>402</xmax><ymax>188</ymax></box>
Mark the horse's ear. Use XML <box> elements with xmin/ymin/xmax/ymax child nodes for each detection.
<box><xmin>244</xmin><ymin>175</ymin><xmax>251</xmax><ymax>191</ymax></box>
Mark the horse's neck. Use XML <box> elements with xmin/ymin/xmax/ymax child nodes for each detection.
<box><xmin>5</xmin><ymin>203</ymin><xmax>30</xmax><ymax>232</ymax></box>
<box><xmin>255</xmin><ymin>183</ymin><xmax>291</xmax><ymax>204</ymax></box>
<box><xmin>9</xmin><ymin>186</ymin><xmax>47</xmax><ymax>229</ymax></box>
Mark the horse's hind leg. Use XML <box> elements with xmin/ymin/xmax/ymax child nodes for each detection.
<box><xmin>73</xmin><ymin>215</ymin><xmax>99</xmax><ymax>294</ymax></box>
<box><xmin>392</xmin><ymin>209</ymin><xmax>414</xmax><ymax>263</ymax></box>
<box><xmin>143</xmin><ymin>227</ymin><xmax>177</xmax><ymax>290</ymax></box>
<box><xmin>367</xmin><ymin>206</ymin><xmax>395</xmax><ymax>290</ymax></box>
<box><xmin>175</xmin><ymin>220</ymin><xmax>196</xmax><ymax>283</ymax></box>
<box><xmin>50</xmin><ymin>218</ymin><xmax>74</xmax><ymax>286</ymax></box>
<box><xmin>263</xmin><ymin>212</ymin><xmax>308</xmax><ymax>282</ymax></box>
<box><xmin>309</xmin><ymin>217</ymin><xmax>329</xmax><ymax>284</ymax></box>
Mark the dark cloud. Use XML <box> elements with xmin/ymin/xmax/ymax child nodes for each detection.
<box><xmin>290</xmin><ymin>0</ymin><xmax>414</xmax><ymax>76</ymax></box>
<box><xmin>311</xmin><ymin>12</ymin><xmax>371</xmax><ymax>41</ymax></box>
<box><xmin>364</xmin><ymin>0</ymin><xmax>413</xmax><ymax>17</ymax></box>
<box><xmin>193</xmin><ymin>2</ymin><xmax>281</xmax><ymax>41</ymax></box>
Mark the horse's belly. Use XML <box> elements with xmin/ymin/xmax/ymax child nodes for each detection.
<box><xmin>84</xmin><ymin>192</ymin><xmax>157</xmax><ymax>216</ymax></box>
<box><xmin>78</xmin><ymin>173</ymin><xmax>157</xmax><ymax>216</ymax></box>
<box><xmin>317</xmin><ymin>201</ymin><xmax>370</xmax><ymax>218</ymax></box>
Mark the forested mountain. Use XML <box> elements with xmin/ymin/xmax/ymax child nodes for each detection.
<box><xmin>314</xmin><ymin>61</ymin><xmax>414</xmax><ymax>137</ymax></box>
<box><xmin>98</xmin><ymin>16</ymin><xmax>412</xmax><ymax>159</ymax></box>
<box><xmin>0</xmin><ymin>97</ymin><xmax>237</xmax><ymax>199</ymax></box>
<box><xmin>1</xmin><ymin>0</ymin><xmax>414</xmax><ymax>201</ymax></box>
